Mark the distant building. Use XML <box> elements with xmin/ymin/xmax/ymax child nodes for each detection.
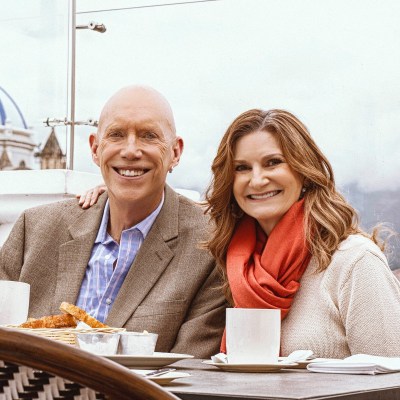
<box><xmin>0</xmin><ymin>86</ymin><xmax>66</xmax><ymax>171</ymax></box>
<box><xmin>35</xmin><ymin>127</ymin><xmax>66</xmax><ymax>169</ymax></box>
<box><xmin>0</xmin><ymin>86</ymin><xmax>36</xmax><ymax>170</ymax></box>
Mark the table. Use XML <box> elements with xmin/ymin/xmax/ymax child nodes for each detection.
<box><xmin>164</xmin><ymin>359</ymin><xmax>400</xmax><ymax>400</ymax></box>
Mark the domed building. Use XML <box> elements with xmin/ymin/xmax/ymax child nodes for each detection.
<box><xmin>0</xmin><ymin>86</ymin><xmax>66</xmax><ymax>170</ymax></box>
<box><xmin>0</xmin><ymin>86</ymin><xmax>36</xmax><ymax>170</ymax></box>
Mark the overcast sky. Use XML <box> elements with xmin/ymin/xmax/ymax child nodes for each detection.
<box><xmin>1</xmin><ymin>0</ymin><xmax>399</xmax><ymax>196</ymax></box>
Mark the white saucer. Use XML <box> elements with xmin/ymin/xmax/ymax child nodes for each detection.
<box><xmin>130</xmin><ymin>369</ymin><xmax>191</xmax><ymax>385</ymax></box>
<box><xmin>278</xmin><ymin>357</ymin><xmax>333</xmax><ymax>369</ymax></box>
<box><xmin>203</xmin><ymin>360</ymin><xmax>298</xmax><ymax>372</ymax></box>
<box><xmin>104</xmin><ymin>352</ymin><xmax>194</xmax><ymax>368</ymax></box>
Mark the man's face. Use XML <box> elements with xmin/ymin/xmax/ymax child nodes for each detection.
<box><xmin>90</xmin><ymin>89</ymin><xmax>182</xmax><ymax>211</ymax></box>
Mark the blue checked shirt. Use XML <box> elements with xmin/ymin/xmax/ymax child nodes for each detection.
<box><xmin>76</xmin><ymin>195</ymin><xmax>164</xmax><ymax>322</ymax></box>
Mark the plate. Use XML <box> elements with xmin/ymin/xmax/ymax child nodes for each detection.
<box><xmin>202</xmin><ymin>360</ymin><xmax>298</xmax><ymax>372</ymax></box>
<box><xmin>278</xmin><ymin>357</ymin><xmax>333</xmax><ymax>369</ymax></box>
<box><xmin>104</xmin><ymin>352</ymin><xmax>194</xmax><ymax>368</ymax></box>
<box><xmin>130</xmin><ymin>369</ymin><xmax>191</xmax><ymax>385</ymax></box>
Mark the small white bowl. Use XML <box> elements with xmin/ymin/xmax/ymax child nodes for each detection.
<box><xmin>118</xmin><ymin>331</ymin><xmax>158</xmax><ymax>355</ymax></box>
<box><xmin>75</xmin><ymin>333</ymin><xmax>120</xmax><ymax>355</ymax></box>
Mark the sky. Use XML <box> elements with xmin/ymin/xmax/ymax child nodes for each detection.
<box><xmin>1</xmin><ymin>0</ymin><xmax>399</xmax><ymax>196</ymax></box>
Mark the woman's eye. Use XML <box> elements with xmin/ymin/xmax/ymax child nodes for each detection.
<box><xmin>267</xmin><ymin>158</ymin><xmax>283</xmax><ymax>167</ymax></box>
<box><xmin>235</xmin><ymin>164</ymin><xmax>249</xmax><ymax>172</ymax></box>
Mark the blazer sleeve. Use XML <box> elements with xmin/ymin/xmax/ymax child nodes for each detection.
<box><xmin>170</xmin><ymin>261</ymin><xmax>227</xmax><ymax>358</ymax></box>
<box><xmin>0</xmin><ymin>212</ymin><xmax>26</xmax><ymax>281</ymax></box>
<box><xmin>339</xmin><ymin>249</ymin><xmax>400</xmax><ymax>356</ymax></box>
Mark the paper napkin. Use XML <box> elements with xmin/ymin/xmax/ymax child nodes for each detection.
<box><xmin>211</xmin><ymin>353</ymin><xmax>228</xmax><ymax>363</ymax></box>
<box><xmin>307</xmin><ymin>354</ymin><xmax>400</xmax><ymax>375</ymax></box>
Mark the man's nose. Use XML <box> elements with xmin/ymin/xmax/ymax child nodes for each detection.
<box><xmin>120</xmin><ymin>135</ymin><xmax>142</xmax><ymax>159</ymax></box>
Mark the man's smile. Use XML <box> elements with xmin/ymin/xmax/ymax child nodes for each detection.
<box><xmin>113</xmin><ymin>168</ymin><xmax>149</xmax><ymax>177</ymax></box>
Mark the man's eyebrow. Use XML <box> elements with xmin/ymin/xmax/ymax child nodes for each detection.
<box><xmin>103</xmin><ymin>123</ymin><xmax>124</xmax><ymax>131</ymax></box>
<box><xmin>138</xmin><ymin>124</ymin><xmax>161</xmax><ymax>131</ymax></box>
<box><xmin>105</xmin><ymin>119</ymin><xmax>162</xmax><ymax>130</ymax></box>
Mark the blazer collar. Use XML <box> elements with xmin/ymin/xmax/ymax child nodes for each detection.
<box><xmin>68</xmin><ymin>194</ymin><xmax>108</xmax><ymax>239</ymax></box>
<box><xmin>152</xmin><ymin>184</ymin><xmax>179</xmax><ymax>242</ymax></box>
<box><xmin>53</xmin><ymin>194</ymin><xmax>108</xmax><ymax>310</ymax></box>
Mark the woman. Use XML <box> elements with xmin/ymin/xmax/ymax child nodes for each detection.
<box><xmin>205</xmin><ymin>108</ymin><xmax>400</xmax><ymax>358</ymax></box>
<box><xmin>79</xmin><ymin>108</ymin><xmax>400</xmax><ymax>358</ymax></box>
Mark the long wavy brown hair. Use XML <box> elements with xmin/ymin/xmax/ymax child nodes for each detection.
<box><xmin>205</xmin><ymin>109</ymin><xmax>381</xmax><ymax>303</ymax></box>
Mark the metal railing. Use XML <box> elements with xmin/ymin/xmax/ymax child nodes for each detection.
<box><xmin>43</xmin><ymin>0</ymin><xmax>106</xmax><ymax>170</ymax></box>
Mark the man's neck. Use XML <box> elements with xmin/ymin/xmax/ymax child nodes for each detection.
<box><xmin>107</xmin><ymin>195</ymin><xmax>163</xmax><ymax>243</ymax></box>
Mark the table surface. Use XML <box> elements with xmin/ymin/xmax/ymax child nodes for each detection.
<box><xmin>163</xmin><ymin>359</ymin><xmax>400</xmax><ymax>400</ymax></box>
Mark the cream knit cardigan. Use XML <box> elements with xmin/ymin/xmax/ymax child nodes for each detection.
<box><xmin>281</xmin><ymin>234</ymin><xmax>400</xmax><ymax>358</ymax></box>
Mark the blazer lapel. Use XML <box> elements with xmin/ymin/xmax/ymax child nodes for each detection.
<box><xmin>52</xmin><ymin>195</ymin><xmax>108</xmax><ymax>311</ymax></box>
<box><xmin>106</xmin><ymin>186</ymin><xmax>179</xmax><ymax>327</ymax></box>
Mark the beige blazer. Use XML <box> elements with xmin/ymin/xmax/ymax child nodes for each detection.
<box><xmin>0</xmin><ymin>186</ymin><xmax>226</xmax><ymax>357</ymax></box>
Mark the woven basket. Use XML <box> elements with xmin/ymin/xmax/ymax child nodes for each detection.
<box><xmin>3</xmin><ymin>326</ymin><xmax>126</xmax><ymax>345</ymax></box>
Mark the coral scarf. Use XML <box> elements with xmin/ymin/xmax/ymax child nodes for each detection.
<box><xmin>221</xmin><ymin>199</ymin><xmax>311</xmax><ymax>352</ymax></box>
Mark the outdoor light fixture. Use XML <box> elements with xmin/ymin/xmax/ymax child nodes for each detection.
<box><xmin>76</xmin><ymin>21</ymin><xmax>107</xmax><ymax>33</ymax></box>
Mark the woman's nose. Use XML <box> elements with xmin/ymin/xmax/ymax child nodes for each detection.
<box><xmin>120</xmin><ymin>135</ymin><xmax>142</xmax><ymax>159</ymax></box>
<box><xmin>249</xmin><ymin>169</ymin><xmax>269</xmax><ymax>188</ymax></box>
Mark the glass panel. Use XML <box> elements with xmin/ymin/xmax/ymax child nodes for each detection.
<box><xmin>72</xmin><ymin>0</ymin><xmax>399</xmax><ymax>273</ymax></box>
<box><xmin>0</xmin><ymin>0</ymin><xmax>69</xmax><ymax>170</ymax></box>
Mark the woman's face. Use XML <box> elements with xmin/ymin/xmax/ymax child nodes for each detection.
<box><xmin>232</xmin><ymin>130</ymin><xmax>303</xmax><ymax>235</ymax></box>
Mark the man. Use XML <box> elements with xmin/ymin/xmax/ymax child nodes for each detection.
<box><xmin>0</xmin><ymin>85</ymin><xmax>226</xmax><ymax>357</ymax></box>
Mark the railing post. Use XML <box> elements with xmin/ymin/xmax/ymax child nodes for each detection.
<box><xmin>67</xmin><ymin>0</ymin><xmax>76</xmax><ymax>170</ymax></box>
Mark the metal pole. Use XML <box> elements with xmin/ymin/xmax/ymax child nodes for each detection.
<box><xmin>68</xmin><ymin>0</ymin><xmax>76</xmax><ymax>170</ymax></box>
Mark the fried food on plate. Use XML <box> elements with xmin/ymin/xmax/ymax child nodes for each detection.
<box><xmin>19</xmin><ymin>313</ymin><xmax>77</xmax><ymax>329</ymax></box>
<box><xmin>60</xmin><ymin>302</ymin><xmax>108</xmax><ymax>328</ymax></box>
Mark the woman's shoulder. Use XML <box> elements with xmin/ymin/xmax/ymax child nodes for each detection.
<box><xmin>316</xmin><ymin>234</ymin><xmax>398</xmax><ymax>295</ymax></box>
<box><xmin>327</xmin><ymin>234</ymin><xmax>389</xmax><ymax>276</ymax></box>
<box><xmin>337</xmin><ymin>234</ymin><xmax>384</xmax><ymax>258</ymax></box>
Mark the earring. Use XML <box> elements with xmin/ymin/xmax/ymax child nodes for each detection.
<box><xmin>168</xmin><ymin>167</ymin><xmax>173</xmax><ymax>173</ymax></box>
<box><xmin>299</xmin><ymin>186</ymin><xmax>307</xmax><ymax>200</ymax></box>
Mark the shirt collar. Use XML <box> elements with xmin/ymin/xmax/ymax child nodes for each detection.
<box><xmin>95</xmin><ymin>192</ymin><xmax>165</xmax><ymax>244</ymax></box>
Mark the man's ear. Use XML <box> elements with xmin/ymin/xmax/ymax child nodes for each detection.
<box><xmin>171</xmin><ymin>136</ymin><xmax>184</xmax><ymax>169</ymax></box>
<box><xmin>89</xmin><ymin>133</ymin><xmax>100</xmax><ymax>167</ymax></box>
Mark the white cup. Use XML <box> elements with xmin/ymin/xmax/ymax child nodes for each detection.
<box><xmin>75</xmin><ymin>333</ymin><xmax>120</xmax><ymax>355</ymax></box>
<box><xmin>118</xmin><ymin>332</ymin><xmax>158</xmax><ymax>355</ymax></box>
<box><xmin>226</xmin><ymin>308</ymin><xmax>281</xmax><ymax>364</ymax></box>
<box><xmin>0</xmin><ymin>280</ymin><xmax>30</xmax><ymax>325</ymax></box>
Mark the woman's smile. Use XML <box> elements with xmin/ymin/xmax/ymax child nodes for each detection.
<box><xmin>247</xmin><ymin>190</ymin><xmax>282</xmax><ymax>200</ymax></box>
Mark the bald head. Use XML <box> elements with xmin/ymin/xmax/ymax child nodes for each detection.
<box><xmin>98</xmin><ymin>85</ymin><xmax>176</xmax><ymax>138</ymax></box>
<box><xmin>89</xmin><ymin>84</ymin><xmax>184</xmax><ymax>222</ymax></box>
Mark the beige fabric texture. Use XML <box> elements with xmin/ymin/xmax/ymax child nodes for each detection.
<box><xmin>281</xmin><ymin>234</ymin><xmax>400</xmax><ymax>358</ymax></box>
<box><xmin>0</xmin><ymin>185</ymin><xmax>227</xmax><ymax>358</ymax></box>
